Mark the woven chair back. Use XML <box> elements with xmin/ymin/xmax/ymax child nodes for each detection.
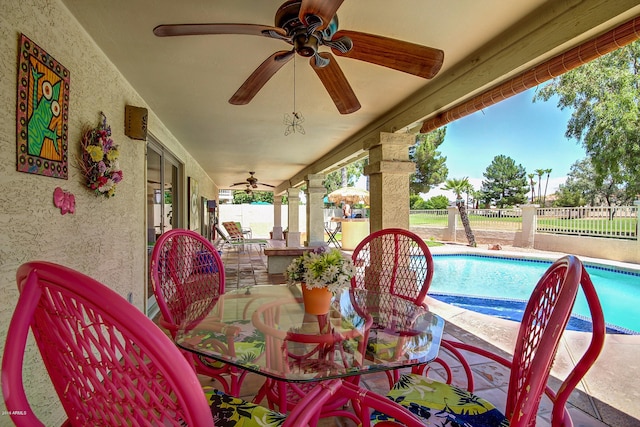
<box><xmin>150</xmin><ymin>228</ymin><xmax>225</xmax><ymax>335</ymax></box>
<box><xmin>351</xmin><ymin>228</ymin><xmax>434</xmax><ymax>306</ymax></box>
<box><xmin>3</xmin><ymin>261</ymin><xmax>214</xmax><ymax>426</ymax></box>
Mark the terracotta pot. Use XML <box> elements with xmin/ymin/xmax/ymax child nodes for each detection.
<box><xmin>300</xmin><ymin>284</ymin><xmax>333</xmax><ymax>315</ymax></box>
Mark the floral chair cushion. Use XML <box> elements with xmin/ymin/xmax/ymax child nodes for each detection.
<box><xmin>205</xmin><ymin>388</ymin><xmax>286</xmax><ymax>427</ymax></box>
<box><xmin>185</xmin><ymin>319</ymin><xmax>266</xmax><ymax>369</ymax></box>
<box><xmin>372</xmin><ymin>374</ymin><xmax>509</xmax><ymax>427</ymax></box>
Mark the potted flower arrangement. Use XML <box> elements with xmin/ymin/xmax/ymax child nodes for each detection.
<box><xmin>286</xmin><ymin>246</ymin><xmax>355</xmax><ymax>314</ymax></box>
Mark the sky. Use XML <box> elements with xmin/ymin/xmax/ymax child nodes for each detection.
<box><xmin>421</xmin><ymin>87</ymin><xmax>586</xmax><ymax>200</ymax></box>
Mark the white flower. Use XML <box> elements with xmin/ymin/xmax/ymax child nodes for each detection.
<box><xmin>286</xmin><ymin>248</ymin><xmax>355</xmax><ymax>293</ymax></box>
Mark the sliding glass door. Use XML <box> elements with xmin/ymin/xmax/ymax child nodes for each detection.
<box><xmin>146</xmin><ymin>138</ymin><xmax>182</xmax><ymax>316</ymax></box>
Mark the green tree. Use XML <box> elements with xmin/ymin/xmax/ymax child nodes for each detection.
<box><xmin>409</xmin><ymin>194</ymin><xmax>425</xmax><ymax>209</ymax></box>
<box><xmin>425</xmin><ymin>195</ymin><xmax>450</xmax><ymax>209</ymax></box>
<box><xmin>480</xmin><ymin>155</ymin><xmax>528</xmax><ymax>208</ymax></box>
<box><xmin>554</xmin><ymin>158</ymin><xmax>629</xmax><ymax>207</ymax></box>
<box><xmin>410</xmin><ymin>128</ymin><xmax>448</xmax><ymax>195</ymax></box>
<box><xmin>232</xmin><ymin>190</ymin><xmax>274</xmax><ymax>204</ymax></box>
<box><xmin>542</xmin><ymin>168</ymin><xmax>552</xmax><ymax>205</ymax></box>
<box><xmin>324</xmin><ymin>159</ymin><xmax>366</xmax><ymax>194</ymax></box>
<box><xmin>443</xmin><ymin>177</ymin><xmax>476</xmax><ymax>247</ymax></box>
<box><xmin>534</xmin><ymin>40</ymin><xmax>640</xmax><ymax>198</ymax></box>
<box><xmin>468</xmin><ymin>189</ymin><xmax>483</xmax><ymax>209</ymax></box>
<box><xmin>534</xmin><ymin>168</ymin><xmax>546</xmax><ymax>204</ymax></box>
<box><xmin>527</xmin><ymin>173</ymin><xmax>536</xmax><ymax>203</ymax></box>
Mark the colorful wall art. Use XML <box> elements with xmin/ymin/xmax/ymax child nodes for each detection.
<box><xmin>16</xmin><ymin>33</ymin><xmax>70</xmax><ymax>179</ymax></box>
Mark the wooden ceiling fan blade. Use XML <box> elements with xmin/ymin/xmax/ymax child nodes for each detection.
<box><xmin>311</xmin><ymin>52</ymin><xmax>360</xmax><ymax>114</ymax></box>
<box><xmin>257</xmin><ymin>182</ymin><xmax>276</xmax><ymax>188</ymax></box>
<box><xmin>153</xmin><ymin>23</ymin><xmax>286</xmax><ymax>38</ymax></box>
<box><xmin>299</xmin><ymin>0</ymin><xmax>344</xmax><ymax>30</ymax></box>
<box><xmin>331</xmin><ymin>30</ymin><xmax>444</xmax><ymax>79</ymax></box>
<box><xmin>229</xmin><ymin>50</ymin><xmax>294</xmax><ymax>105</ymax></box>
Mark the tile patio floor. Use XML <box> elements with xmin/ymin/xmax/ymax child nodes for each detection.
<box><xmin>189</xmin><ymin>240</ymin><xmax>640</xmax><ymax>426</ymax></box>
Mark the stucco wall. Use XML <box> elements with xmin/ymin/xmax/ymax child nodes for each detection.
<box><xmin>0</xmin><ymin>1</ymin><xmax>216</xmax><ymax>424</ymax></box>
<box><xmin>535</xmin><ymin>233</ymin><xmax>640</xmax><ymax>264</ymax></box>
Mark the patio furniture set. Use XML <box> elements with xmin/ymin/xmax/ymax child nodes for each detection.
<box><xmin>2</xmin><ymin>228</ymin><xmax>605</xmax><ymax>426</ymax></box>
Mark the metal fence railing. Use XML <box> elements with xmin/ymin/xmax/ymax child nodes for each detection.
<box><xmin>463</xmin><ymin>208</ymin><xmax>522</xmax><ymax>231</ymax></box>
<box><xmin>410</xmin><ymin>206</ymin><xmax>639</xmax><ymax>239</ymax></box>
<box><xmin>409</xmin><ymin>208</ymin><xmax>523</xmax><ymax>231</ymax></box>
<box><xmin>536</xmin><ymin>206</ymin><xmax>638</xmax><ymax>239</ymax></box>
<box><xmin>409</xmin><ymin>210</ymin><xmax>449</xmax><ymax>227</ymax></box>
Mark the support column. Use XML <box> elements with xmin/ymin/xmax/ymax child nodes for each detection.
<box><xmin>305</xmin><ymin>174</ymin><xmax>325</xmax><ymax>247</ymax></box>
<box><xmin>445</xmin><ymin>206</ymin><xmax>458</xmax><ymax>242</ymax></box>
<box><xmin>516</xmin><ymin>204</ymin><xmax>538</xmax><ymax>248</ymax></box>
<box><xmin>272</xmin><ymin>195</ymin><xmax>283</xmax><ymax>240</ymax></box>
<box><xmin>287</xmin><ymin>187</ymin><xmax>301</xmax><ymax>246</ymax></box>
<box><xmin>363</xmin><ymin>132</ymin><xmax>416</xmax><ymax>232</ymax></box>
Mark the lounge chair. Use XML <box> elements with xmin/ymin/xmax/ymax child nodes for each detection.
<box><xmin>222</xmin><ymin>221</ymin><xmax>267</xmax><ymax>251</ymax></box>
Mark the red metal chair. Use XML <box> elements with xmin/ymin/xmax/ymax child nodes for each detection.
<box><xmin>2</xmin><ymin>261</ymin><xmax>284</xmax><ymax>426</ymax></box>
<box><xmin>251</xmin><ymin>297</ymin><xmax>371</xmax><ymax>425</ymax></box>
<box><xmin>378</xmin><ymin>255</ymin><xmax>606</xmax><ymax>427</ymax></box>
<box><xmin>150</xmin><ymin>228</ymin><xmax>244</xmax><ymax>394</ymax></box>
<box><xmin>283</xmin><ymin>378</ymin><xmax>426</xmax><ymax>427</ymax></box>
<box><xmin>351</xmin><ymin>228</ymin><xmax>434</xmax><ymax>305</ymax></box>
<box><xmin>351</xmin><ymin>227</ymin><xmax>435</xmax><ymax>387</ymax></box>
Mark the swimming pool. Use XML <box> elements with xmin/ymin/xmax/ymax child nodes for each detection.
<box><xmin>427</xmin><ymin>254</ymin><xmax>640</xmax><ymax>334</ymax></box>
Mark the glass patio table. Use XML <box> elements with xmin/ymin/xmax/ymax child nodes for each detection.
<box><xmin>175</xmin><ymin>284</ymin><xmax>445</xmax><ymax>385</ymax></box>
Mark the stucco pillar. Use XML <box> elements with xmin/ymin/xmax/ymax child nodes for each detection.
<box><xmin>516</xmin><ymin>204</ymin><xmax>539</xmax><ymax>248</ymax></box>
<box><xmin>363</xmin><ymin>132</ymin><xmax>416</xmax><ymax>232</ymax></box>
<box><xmin>272</xmin><ymin>195</ymin><xmax>283</xmax><ymax>240</ymax></box>
<box><xmin>445</xmin><ymin>206</ymin><xmax>458</xmax><ymax>242</ymax></box>
<box><xmin>287</xmin><ymin>187</ymin><xmax>301</xmax><ymax>246</ymax></box>
<box><xmin>305</xmin><ymin>174</ymin><xmax>325</xmax><ymax>247</ymax></box>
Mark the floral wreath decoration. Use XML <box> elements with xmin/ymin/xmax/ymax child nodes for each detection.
<box><xmin>77</xmin><ymin>112</ymin><xmax>123</xmax><ymax>197</ymax></box>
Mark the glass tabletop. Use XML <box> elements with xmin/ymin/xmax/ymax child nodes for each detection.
<box><xmin>176</xmin><ymin>284</ymin><xmax>444</xmax><ymax>382</ymax></box>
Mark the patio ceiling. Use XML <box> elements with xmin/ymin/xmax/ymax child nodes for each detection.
<box><xmin>61</xmin><ymin>0</ymin><xmax>640</xmax><ymax>194</ymax></box>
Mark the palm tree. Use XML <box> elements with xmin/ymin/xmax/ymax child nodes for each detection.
<box><xmin>527</xmin><ymin>173</ymin><xmax>536</xmax><ymax>203</ymax></box>
<box><xmin>542</xmin><ymin>168</ymin><xmax>552</xmax><ymax>206</ymax></box>
<box><xmin>443</xmin><ymin>177</ymin><xmax>476</xmax><ymax>247</ymax></box>
<box><xmin>535</xmin><ymin>168</ymin><xmax>546</xmax><ymax>204</ymax></box>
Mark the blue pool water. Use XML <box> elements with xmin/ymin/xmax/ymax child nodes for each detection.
<box><xmin>428</xmin><ymin>254</ymin><xmax>640</xmax><ymax>334</ymax></box>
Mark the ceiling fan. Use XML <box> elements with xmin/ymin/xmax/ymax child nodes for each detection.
<box><xmin>230</xmin><ymin>171</ymin><xmax>275</xmax><ymax>189</ymax></box>
<box><xmin>153</xmin><ymin>0</ymin><xmax>444</xmax><ymax>114</ymax></box>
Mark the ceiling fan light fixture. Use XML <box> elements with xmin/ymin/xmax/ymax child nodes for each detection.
<box><xmin>284</xmin><ymin>111</ymin><xmax>305</xmax><ymax>136</ymax></box>
<box><xmin>293</xmin><ymin>31</ymin><xmax>318</xmax><ymax>57</ymax></box>
<box><xmin>284</xmin><ymin>55</ymin><xmax>305</xmax><ymax>136</ymax></box>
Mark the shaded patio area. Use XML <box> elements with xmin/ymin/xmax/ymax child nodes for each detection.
<box><xmin>205</xmin><ymin>240</ymin><xmax>640</xmax><ymax>426</ymax></box>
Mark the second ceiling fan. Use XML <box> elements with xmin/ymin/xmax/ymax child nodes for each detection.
<box><xmin>230</xmin><ymin>172</ymin><xmax>275</xmax><ymax>189</ymax></box>
<box><xmin>154</xmin><ymin>0</ymin><xmax>444</xmax><ymax>114</ymax></box>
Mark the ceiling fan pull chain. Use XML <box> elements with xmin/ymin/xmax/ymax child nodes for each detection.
<box><xmin>293</xmin><ymin>54</ymin><xmax>296</xmax><ymax>113</ymax></box>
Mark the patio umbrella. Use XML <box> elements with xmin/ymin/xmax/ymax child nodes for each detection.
<box><xmin>327</xmin><ymin>187</ymin><xmax>370</xmax><ymax>205</ymax></box>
